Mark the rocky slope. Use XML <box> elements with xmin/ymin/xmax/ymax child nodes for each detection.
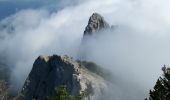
<box><xmin>84</xmin><ymin>13</ymin><xmax>111</xmax><ymax>36</ymax></box>
<box><xmin>18</xmin><ymin>55</ymin><xmax>111</xmax><ymax>100</ymax></box>
<box><xmin>0</xmin><ymin>55</ymin><xmax>10</xmax><ymax>100</ymax></box>
<box><xmin>0</xmin><ymin>80</ymin><xmax>8</xmax><ymax>100</ymax></box>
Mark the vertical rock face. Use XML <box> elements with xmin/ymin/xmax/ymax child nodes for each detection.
<box><xmin>19</xmin><ymin>55</ymin><xmax>110</xmax><ymax>100</ymax></box>
<box><xmin>84</xmin><ymin>13</ymin><xmax>110</xmax><ymax>35</ymax></box>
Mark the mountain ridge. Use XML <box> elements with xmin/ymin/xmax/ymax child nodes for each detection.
<box><xmin>18</xmin><ymin>55</ymin><xmax>111</xmax><ymax>100</ymax></box>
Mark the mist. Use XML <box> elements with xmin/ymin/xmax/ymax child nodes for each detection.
<box><xmin>0</xmin><ymin>0</ymin><xmax>170</xmax><ymax>99</ymax></box>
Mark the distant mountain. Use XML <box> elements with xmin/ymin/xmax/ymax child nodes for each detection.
<box><xmin>84</xmin><ymin>13</ymin><xmax>111</xmax><ymax>36</ymax></box>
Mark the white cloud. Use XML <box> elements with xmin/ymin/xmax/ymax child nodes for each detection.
<box><xmin>1</xmin><ymin>0</ymin><xmax>170</xmax><ymax>99</ymax></box>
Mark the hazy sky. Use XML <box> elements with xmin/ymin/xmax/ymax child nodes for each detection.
<box><xmin>1</xmin><ymin>0</ymin><xmax>170</xmax><ymax>100</ymax></box>
<box><xmin>0</xmin><ymin>0</ymin><xmax>80</xmax><ymax>20</ymax></box>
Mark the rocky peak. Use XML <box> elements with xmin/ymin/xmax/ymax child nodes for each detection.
<box><xmin>19</xmin><ymin>55</ymin><xmax>110</xmax><ymax>100</ymax></box>
<box><xmin>84</xmin><ymin>13</ymin><xmax>110</xmax><ymax>35</ymax></box>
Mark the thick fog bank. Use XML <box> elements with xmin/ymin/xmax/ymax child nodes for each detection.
<box><xmin>0</xmin><ymin>0</ymin><xmax>170</xmax><ymax>99</ymax></box>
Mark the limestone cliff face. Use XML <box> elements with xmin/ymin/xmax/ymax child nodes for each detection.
<box><xmin>84</xmin><ymin>13</ymin><xmax>110</xmax><ymax>36</ymax></box>
<box><xmin>19</xmin><ymin>55</ymin><xmax>110</xmax><ymax>100</ymax></box>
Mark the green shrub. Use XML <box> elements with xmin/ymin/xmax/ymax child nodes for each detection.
<box><xmin>46</xmin><ymin>85</ymin><xmax>84</xmax><ymax>100</ymax></box>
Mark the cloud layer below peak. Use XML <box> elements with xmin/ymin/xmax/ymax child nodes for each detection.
<box><xmin>1</xmin><ymin>0</ymin><xmax>170</xmax><ymax>99</ymax></box>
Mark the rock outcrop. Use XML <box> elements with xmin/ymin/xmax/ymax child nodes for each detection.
<box><xmin>19</xmin><ymin>55</ymin><xmax>110</xmax><ymax>100</ymax></box>
<box><xmin>84</xmin><ymin>13</ymin><xmax>110</xmax><ymax>36</ymax></box>
<box><xmin>0</xmin><ymin>80</ymin><xmax>8</xmax><ymax>100</ymax></box>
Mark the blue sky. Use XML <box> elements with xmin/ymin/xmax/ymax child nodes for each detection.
<box><xmin>0</xmin><ymin>0</ymin><xmax>79</xmax><ymax>20</ymax></box>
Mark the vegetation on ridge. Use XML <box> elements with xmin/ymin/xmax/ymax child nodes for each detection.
<box><xmin>46</xmin><ymin>85</ymin><xmax>85</xmax><ymax>100</ymax></box>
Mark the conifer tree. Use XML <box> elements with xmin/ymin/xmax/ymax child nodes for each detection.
<box><xmin>146</xmin><ymin>65</ymin><xmax>170</xmax><ymax>100</ymax></box>
<box><xmin>46</xmin><ymin>85</ymin><xmax>68</xmax><ymax>100</ymax></box>
<box><xmin>46</xmin><ymin>85</ymin><xmax>84</xmax><ymax>100</ymax></box>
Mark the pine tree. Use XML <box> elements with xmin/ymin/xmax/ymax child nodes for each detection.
<box><xmin>46</xmin><ymin>85</ymin><xmax>84</xmax><ymax>100</ymax></box>
<box><xmin>147</xmin><ymin>65</ymin><xmax>170</xmax><ymax>100</ymax></box>
<box><xmin>46</xmin><ymin>85</ymin><xmax>68</xmax><ymax>100</ymax></box>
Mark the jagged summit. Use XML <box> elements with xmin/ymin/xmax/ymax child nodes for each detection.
<box><xmin>84</xmin><ymin>13</ymin><xmax>110</xmax><ymax>35</ymax></box>
<box><xmin>18</xmin><ymin>55</ymin><xmax>110</xmax><ymax>100</ymax></box>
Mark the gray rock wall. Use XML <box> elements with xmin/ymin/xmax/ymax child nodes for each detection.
<box><xmin>19</xmin><ymin>55</ymin><xmax>110</xmax><ymax>100</ymax></box>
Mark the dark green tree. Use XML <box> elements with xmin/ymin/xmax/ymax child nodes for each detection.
<box><xmin>46</xmin><ymin>85</ymin><xmax>68</xmax><ymax>100</ymax></box>
<box><xmin>71</xmin><ymin>94</ymin><xmax>84</xmax><ymax>100</ymax></box>
<box><xmin>146</xmin><ymin>65</ymin><xmax>170</xmax><ymax>100</ymax></box>
<box><xmin>46</xmin><ymin>85</ymin><xmax>84</xmax><ymax>100</ymax></box>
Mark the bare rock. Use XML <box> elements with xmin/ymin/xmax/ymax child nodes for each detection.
<box><xmin>84</xmin><ymin>13</ymin><xmax>110</xmax><ymax>35</ymax></box>
<box><xmin>18</xmin><ymin>55</ymin><xmax>110</xmax><ymax>100</ymax></box>
<box><xmin>0</xmin><ymin>80</ymin><xmax>8</xmax><ymax>100</ymax></box>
